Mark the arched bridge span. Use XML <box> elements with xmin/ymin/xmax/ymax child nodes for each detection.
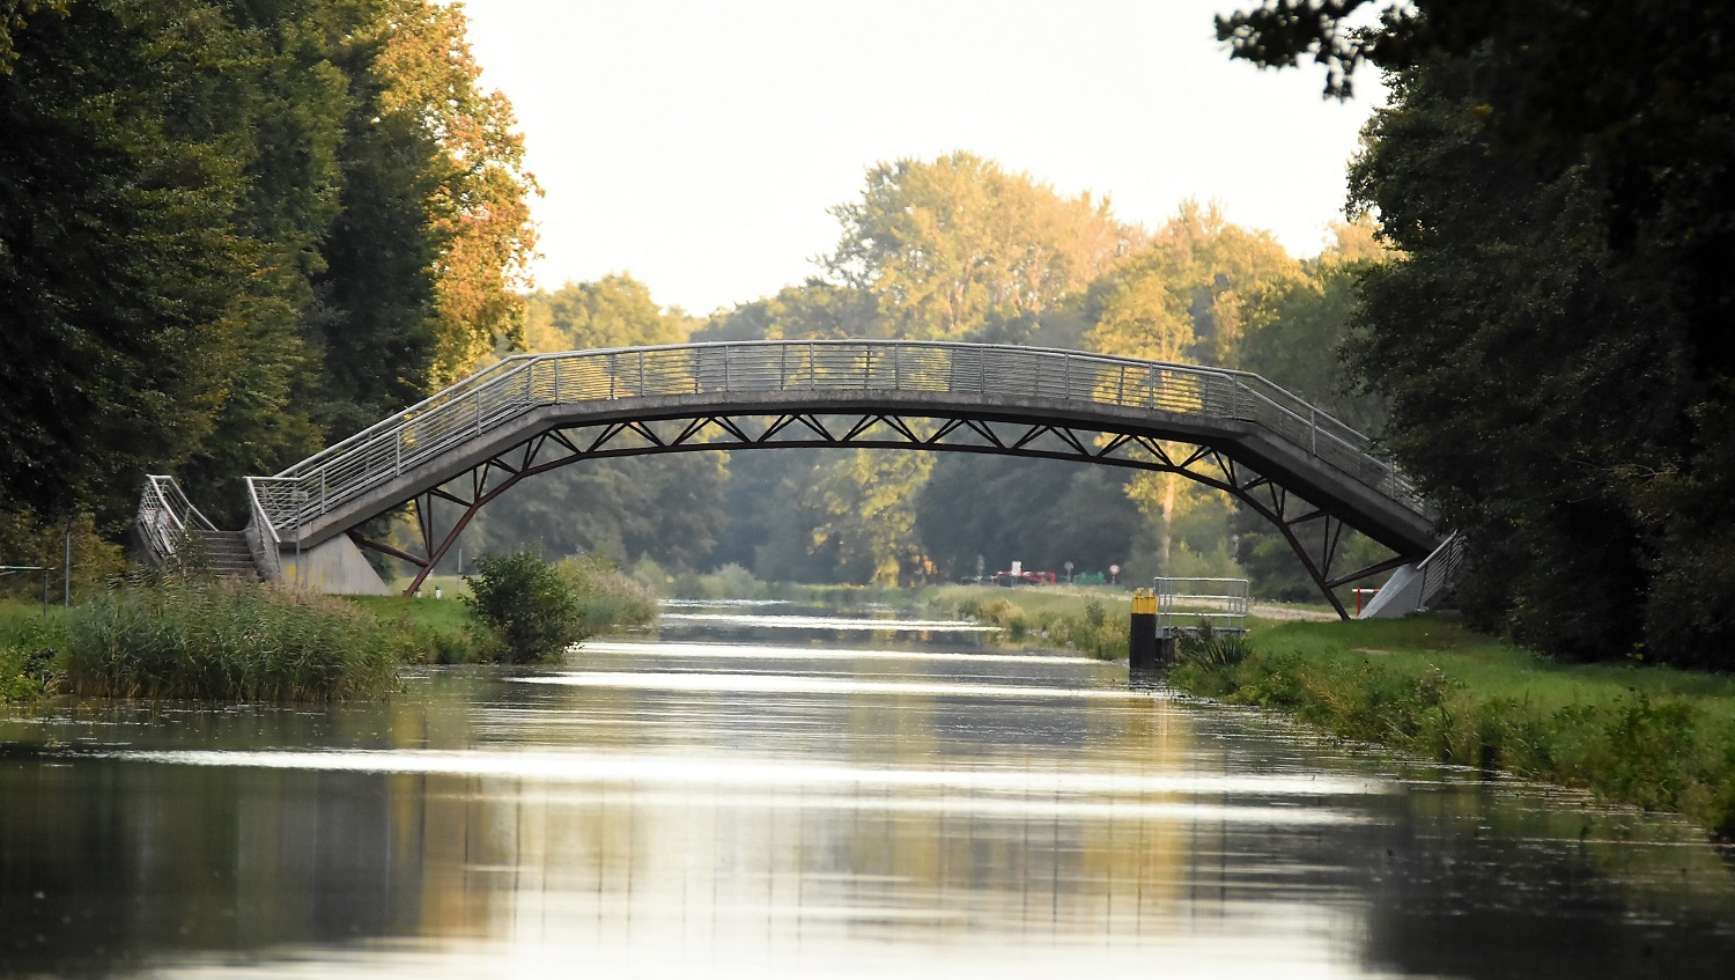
<box><xmin>219</xmin><ymin>341</ymin><xmax>1438</xmax><ymax>618</ymax></box>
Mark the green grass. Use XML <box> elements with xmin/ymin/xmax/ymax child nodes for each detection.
<box><xmin>1169</xmin><ymin>616</ymin><xmax>1735</xmax><ymax>837</ymax></box>
<box><xmin>388</xmin><ymin>574</ymin><xmax>471</xmax><ymax>598</ymax></box>
<box><xmin>347</xmin><ymin>594</ymin><xmax>485</xmax><ymax>664</ymax></box>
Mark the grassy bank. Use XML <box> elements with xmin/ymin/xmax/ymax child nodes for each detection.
<box><xmin>924</xmin><ymin>585</ymin><xmax>1132</xmax><ymax>660</ymax></box>
<box><xmin>1169</xmin><ymin>617</ymin><xmax>1735</xmax><ymax>837</ymax></box>
<box><xmin>348</xmin><ymin>594</ymin><xmax>484</xmax><ymax>664</ymax></box>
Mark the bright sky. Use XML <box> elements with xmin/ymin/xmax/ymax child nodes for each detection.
<box><xmin>461</xmin><ymin>0</ymin><xmax>1385</xmax><ymax>316</ymax></box>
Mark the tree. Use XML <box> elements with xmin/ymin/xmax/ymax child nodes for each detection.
<box><xmin>1232</xmin><ymin>217</ymin><xmax>1393</xmax><ymax>599</ymax></box>
<box><xmin>368</xmin><ymin>0</ymin><xmax>538</xmax><ymax>385</ymax></box>
<box><xmin>1083</xmin><ymin>202</ymin><xmax>1301</xmax><ymax>574</ymax></box>
<box><xmin>0</xmin><ymin>0</ymin><xmax>262</xmax><ymax>527</ymax></box>
<box><xmin>822</xmin><ymin>152</ymin><xmax>1137</xmax><ymax>339</ymax></box>
<box><xmin>316</xmin><ymin>0</ymin><xmax>538</xmax><ymax>424</ymax></box>
<box><xmin>810</xmin><ymin>450</ymin><xmax>933</xmax><ymax>585</ymax></box>
<box><xmin>0</xmin><ymin>0</ymin><xmax>538</xmax><ymax>537</ymax></box>
<box><xmin>1220</xmin><ymin>2</ymin><xmax>1735</xmax><ymax>663</ymax></box>
<box><xmin>523</xmin><ymin>275</ymin><xmax>687</xmax><ymax>352</ymax></box>
<box><xmin>916</xmin><ymin>456</ymin><xmax>1140</xmax><ymax>580</ymax></box>
<box><xmin>1085</xmin><ymin>200</ymin><xmax>1299</xmax><ymax>367</ymax></box>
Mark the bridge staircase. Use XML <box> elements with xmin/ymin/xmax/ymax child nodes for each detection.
<box><xmin>133</xmin><ymin>475</ymin><xmax>265</xmax><ymax>582</ymax></box>
<box><xmin>184</xmin><ymin>529</ymin><xmax>264</xmax><ymax>582</ymax></box>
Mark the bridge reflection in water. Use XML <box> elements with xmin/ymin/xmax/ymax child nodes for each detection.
<box><xmin>3</xmin><ymin>611</ymin><xmax>1733</xmax><ymax>977</ymax></box>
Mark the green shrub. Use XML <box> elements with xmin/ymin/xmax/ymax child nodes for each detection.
<box><xmin>1176</xmin><ymin>627</ymin><xmax>1254</xmax><ymax>669</ymax></box>
<box><xmin>463</xmin><ymin>552</ymin><xmax>584</xmax><ymax>663</ymax></box>
<box><xmin>60</xmin><ymin>582</ymin><xmax>399</xmax><ymax>701</ymax></box>
<box><xmin>0</xmin><ymin>610</ymin><xmax>61</xmax><ymax>702</ymax></box>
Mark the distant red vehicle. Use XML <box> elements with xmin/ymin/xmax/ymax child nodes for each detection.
<box><xmin>990</xmin><ymin>569</ymin><xmax>1057</xmax><ymax>586</ymax></box>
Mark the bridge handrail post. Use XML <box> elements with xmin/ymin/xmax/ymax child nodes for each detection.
<box><xmin>638</xmin><ymin>350</ymin><xmax>645</xmax><ymax>394</ymax></box>
<box><xmin>779</xmin><ymin>345</ymin><xmax>788</xmax><ymax>389</ymax></box>
<box><xmin>1116</xmin><ymin>364</ymin><xmax>1125</xmax><ymax>405</ymax></box>
<box><xmin>862</xmin><ymin>345</ymin><xmax>871</xmax><ymax>388</ymax></box>
<box><xmin>1310</xmin><ymin>405</ymin><xmax>1318</xmax><ymax>456</ymax></box>
<box><xmin>808</xmin><ymin>341</ymin><xmax>816</xmax><ymax>389</ymax></box>
<box><xmin>723</xmin><ymin>344</ymin><xmax>731</xmax><ymax>390</ymax></box>
<box><xmin>554</xmin><ymin>357</ymin><xmax>562</xmax><ymax>402</ymax></box>
<box><xmin>1064</xmin><ymin>353</ymin><xmax>1073</xmax><ymax>399</ymax></box>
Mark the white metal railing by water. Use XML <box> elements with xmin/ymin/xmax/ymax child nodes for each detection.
<box><xmin>1154</xmin><ymin>576</ymin><xmax>1251</xmax><ymax>634</ymax></box>
<box><xmin>243</xmin><ymin>340</ymin><xmax>1426</xmax><ymax>545</ymax></box>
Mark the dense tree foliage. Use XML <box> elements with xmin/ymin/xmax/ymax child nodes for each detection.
<box><xmin>0</xmin><ymin>0</ymin><xmax>535</xmax><ymax>533</ymax></box>
<box><xmin>822</xmin><ymin>152</ymin><xmax>1139</xmax><ymax>339</ymax></box>
<box><xmin>1223</xmin><ymin>2</ymin><xmax>1735</xmax><ymax>664</ymax></box>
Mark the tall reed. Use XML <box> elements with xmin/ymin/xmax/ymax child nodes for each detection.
<box><xmin>62</xmin><ymin>581</ymin><xmax>400</xmax><ymax>701</ymax></box>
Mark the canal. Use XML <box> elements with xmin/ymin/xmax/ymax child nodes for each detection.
<box><xmin>2</xmin><ymin>602</ymin><xmax>1733</xmax><ymax>976</ymax></box>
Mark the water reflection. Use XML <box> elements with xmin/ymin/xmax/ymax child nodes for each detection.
<box><xmin>0</xmin><ymin>610</ymin><xmax>1732</xmax><ymax>977</ymax></box>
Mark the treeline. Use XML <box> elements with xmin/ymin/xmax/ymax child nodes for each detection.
<box><xmin>0</xmin><ymin>0</ymin><xmax>535</xmax><ymax>548</ymax></box>
<box><xmin>1220</xmin><ymin>2</ymin><xmax>1734</xmax><ymax>667</ymax></box>
<box><xmin>461</xmin><ymin>154</ymin><xmax>1391</xmax><ymax>598</ymax></box>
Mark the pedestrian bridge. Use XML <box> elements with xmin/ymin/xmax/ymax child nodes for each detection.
<box><xmin>138</xmin><ymin>341</ymin><xmax>1447</xmax><ymax>619</ymax></box>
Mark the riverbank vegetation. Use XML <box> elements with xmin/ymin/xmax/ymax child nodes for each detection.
<box><xmin>361</xmin><ymin>554</ymin><xmax>660</xmax><ymax>665</ymax></box>
<box><xmin>0</xmin><ymin>551</ymin><xmax>659</xmax><ymax>698</ymax></box>
<box><xmin>55</xmin><ymin>582</ymin><xmax>402</xmax><ymax>701</ymax></box>
<box><xmin>1169</xmin><ymin>617</ymin><xmax>1735</xmax><ymax>837</ymax></box>
<box><xmin>926</xmin><ymin>586</ymin><xmax>1132</xmax><ymax>661</ymax></box>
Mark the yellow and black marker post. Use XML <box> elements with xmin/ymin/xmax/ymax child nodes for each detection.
<box><xmin>1129</xmin><ymin>589</ymin><xmax>1158</xmax><ymax>670</ymax></box>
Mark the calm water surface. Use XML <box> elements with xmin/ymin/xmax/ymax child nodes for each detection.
<box><xmin>2</xmin><ymin>603</ymin><xmax>1733</xmax><ymax>977</ymax></box>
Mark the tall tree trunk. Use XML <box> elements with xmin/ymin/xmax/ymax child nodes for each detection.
<box><xmin>1157</xmin><ymin>474</ymin><xmax>1178</xmax><ymax>574</ymax></box>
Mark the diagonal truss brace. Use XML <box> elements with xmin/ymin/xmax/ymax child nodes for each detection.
<box><xmin>344</xmin><ymin>412</ymin><xmax>1413</xmax><ymax>614</ymax></box>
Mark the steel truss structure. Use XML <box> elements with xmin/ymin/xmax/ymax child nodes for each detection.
<box><xmin>344</xmin><ymin>411</ymin><xmax>1410</xmax><ymax>619</ymax></box>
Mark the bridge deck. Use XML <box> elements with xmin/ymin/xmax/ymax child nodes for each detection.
<box><xmin>236</xmin><ymin>341</ymin><xmax>1437</xmax><ymax>560</ymax></box>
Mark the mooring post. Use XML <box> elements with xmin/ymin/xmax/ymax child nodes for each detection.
<box><xmin>1129</xmin><ymin>589</ymin><xmax>1158</xmax><ymax>670</ymax></box>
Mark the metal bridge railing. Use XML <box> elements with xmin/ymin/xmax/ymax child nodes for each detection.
<box><xmin>1416</xmin><ymin>531</ymin><xmax>1466</xmax><ymax>610</ymax></box>
<box><xmin>135</xmin><ymin>474</ymin><xmax>216</xmax><ymax>566</ymax></box>
<box><xmin>243</xmin><ymin>341</ymin><xmax>1425</xmax><ymax>545</ymax></box>
<box><xmin>1154</xmin><ymin>577</ymin><xmax>1251</xmax><ymax>635</ymax></box>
